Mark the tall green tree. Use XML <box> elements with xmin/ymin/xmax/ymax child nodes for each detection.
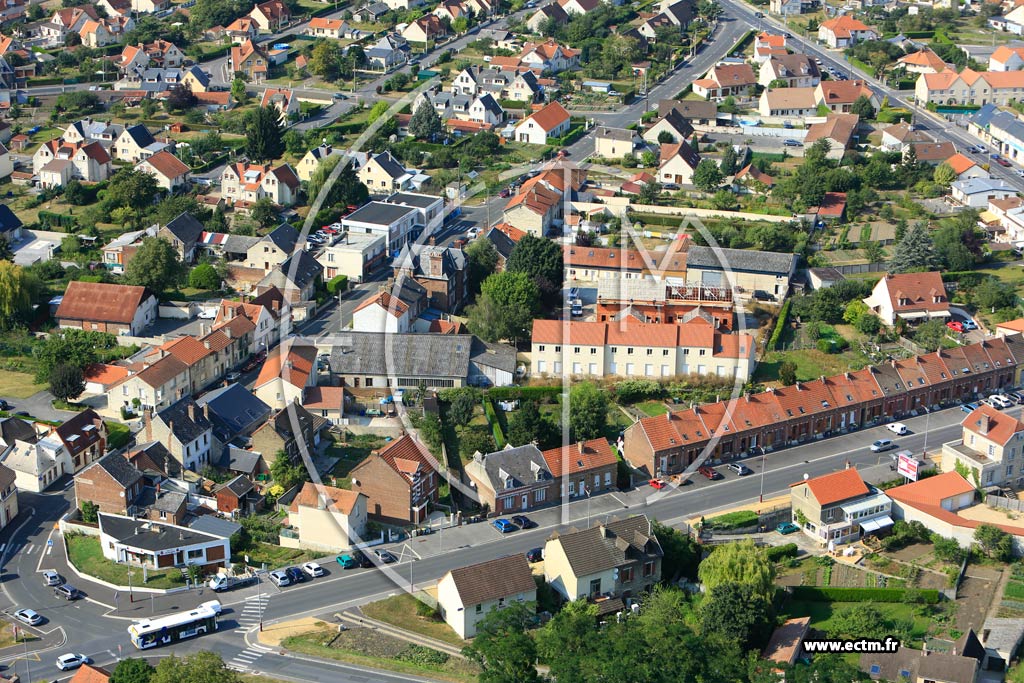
<box><xmin>231</xmin><ymin>78</ymin><xmax>248</xmax><ymax>104</ymax></box>
<box><xmin>850</xmin><ymin>94</ymin><xmax>876</xmax><ymax>119</ymax></box>
<box><xmin>249</xmin><ymin>197</ymin><xmax>277</xmax><ymax>229</ymax></box>
<box><xmin>151</xmin><ymin>651</ymin><xmax>241</xmax><ymax>683</ymax></box>
<box><xmin>106</xmin><ymin>168</ymin><xmax>160</xmax><ymax>228</ymax></box>
<box><xmin>245</xmin><ymin>106</ymin><xmax>285</xmax><ymax>163</ymax></box>
<box><xmin>447</xmin><ymin>388</ymin><xmax>477</xmax><ymax>428</ymax></box>
<box><xmin>465</xmin><ymin>236</ymin><xmax>498</xmax><ymax>299</ymax></box>
<box><xmin>692</xmin><ymin>159</ymin><xmax>724</xmax><ymax>193</ymax></box>
<box><xmin>0</xmin><ymin>261</ymin><xmax>34</xmax><ymax>328</ymax></box>
<box><xmin>697</xmin><ymin>539</ymin><xmax>776</xmax><ymax>600</ymax></box>
<box><xmin>568</xmin><ymin>382</ymin><xmax>607</xmax><ymax>441</ymax></box>
<box><xmin>651</xmin><ymin>520</ymin><xmax>699</xmax><ymax>581</ymax></box>
<box><xmin>49</xmin><ymin>363</ymin><xmax>85</xmax><ymax>402</ymax></box>
<box><xmin>506</xmin><ymin>400</ymin><xmax>559</xmax><ymax>449</ymax></box>
<box><xmin>409</xmin><ymin>100</ymin><xmax>443</xmax><ymax>141</ymax></box>
<box><xmin>506</xmin><ymin>234</ymin><xmax>563</xmax><ymax>309</ymax></box>
<box><xmin>699</xmin><ymin>582</ymin><xmax>775</xmax><ymax>651</ymax></box>
<box><xmin>308</xmin><ymin>40</ymin><xmax>346</xmax><ymax>81</ymax></box>
<box><xmin>464</xmin><ymin>601</ymin><xmax>542</xmax><ymax>683</ymax></box>
<box><xmin>123</xmin><ymin>237</ymin><xmax>183</xmax><ymax>293</ymax></box>
<box><xmin>719</xmin><ymin>144</ymin><xmax>738</xmax><ymax>175</ymax></box>
<box><xmin>33</xmin><ymin>329</ymin><xmax>118</xmax><ymax>383</ymax></box>
<box><xmin>534</xmin><ymin>600</ymin><xmax>599</xmax><ymax>683</ymax></box>
<box><xmin>308</xmin><ymin>156</ymin><xmax>369</xmax><ymax>209</ymax></box>
<box><xmin>111</xmin><ymin>657</ymin><xmax>155</xmax><ymax>683</ymax></box>
<box><xmin>270</xmin><ymin>453</ymin><xmax>307</xmax><ymax>491</ymax></box>
<box><xmin>889</xmin><ymin>221</ymin><xmax>939</xmax><ymax>273</ymax></box>
<box><xmin>467</xmin><ymin>272</ymin><xmax>540</xmax><ymax>343</ymax></box>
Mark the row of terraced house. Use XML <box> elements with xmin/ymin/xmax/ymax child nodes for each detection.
<box><xmin>623</xmin><ymin>335</ymin><xmax>1024</xmax><ymax>479</ymax></box>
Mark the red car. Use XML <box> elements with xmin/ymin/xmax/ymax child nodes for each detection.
<box><xmin>947</xmin><ymin>321</ymin><xmax>964</xmax><ymax>333</ymax></box>
<box><xmin>648</xmin><ymin>478</ymin><xmax>667</xmax><ymax>490</ymax></box>
<box><xmin>698</xmin><ymin>465</ymin><xmax>722</xmax><ymax>480</ymax></box>
<box><xmin>322</xmin><ymin>227</ymin><xmax>339</xmax><ymax>235</ymax></box>
<box><xmin>499</xmin><ymin>187</ymin><xmax>511</xmax><ymax>198</ymax></box>
<box><xmin>999</xmin><ymin>157</ymin><xmax>1013</xmax><ymax>168</ymax></box>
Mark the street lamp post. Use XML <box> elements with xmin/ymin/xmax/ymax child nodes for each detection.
<box><xmin>257</xmin><ymin>573</ymin><xmax>263</xmax><ymax>632</ymax></box>
<box><xmin>759</xmin><ymin>450</ymin><xmax>766</xmax><ymax>503</ymax></box>
<box><xmin>128</xmin><ymin>567</ymin><xmax>135</xmax><ymax>603</ymax></box>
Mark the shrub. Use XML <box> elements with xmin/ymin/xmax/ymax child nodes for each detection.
<box><xmin>614</xmin><ymin>379</ymin><xmax>664</xmax><ymax>403</ymax></box>
<box><xmin>704</xmin><ymin>510</ymin><xmax>759</xmax><ymax>530</ymax></box>
<box><xmin>482</xmin><ymin>398</ymin><xmax>506</xmax><ymax>448</ymax></box>
<box><xmin>766</xmin><ymin>543</ymin><xmax>799</xmax><ymax>563</ymax></box>
<box><xmin>769</xmin><ymin>300</ymin><xmax>791</xmax><ymax>350</ymax></box>
<box><xmin>326</xmin><ymin>274</ymin><xmax>348</xmax><ymax>294</ymax></box>
<box><xmin>486</xmin><ymin>386</ymin><xmax>561</xmax><ymax>402</ymax></box>
<box><xmin>790</xmin><ymin>586</ymin><xmax>939</xmax><ymax>603</ymax></box>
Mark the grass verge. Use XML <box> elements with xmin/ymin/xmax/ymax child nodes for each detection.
<box><xmin>0</xmin><ymin>371</ymin><xmax>45</xmax><ymax>399</ymax></box>
<box><xmin>65</xmin><ymin>534</ymin><xmax>186</xmax><ymax>589</ymax></box>
<box><xmin>361</xmin><ymin>593</ymin><xmax>466</xmax><ymax>648</ymax></box>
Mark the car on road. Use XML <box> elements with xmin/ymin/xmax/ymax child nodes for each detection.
<box><xmin>886</xmin><ymin>422</ymin><xmax>908</xmax><ymax>435</ymax></box>
<box><xmin>268</xmin><ymin>570</ymin><xmax>291</xmax><ymax>587</ymax></box>
<box><xmin>467</xmin><ymin>227</ymin><xmax>482</xmax><ymax>238</ymax></box>
<box><xmin>54</xmin><ymin>584</ymin><xmax>81</xmax><ymax>600</ymax></box>
<box><xmin>42</xmin><ymin>570</ymin><xmax>62</xmax><ymax>587</ymax></box>
<box><xmin>870</xmin><ymin>438</ymin><xmax>895</xmax><ymax>452</ymax></box>
<box><xmin>511</xmin><ymin>515</ymin><xmax>537</xmax><ymax>529</ymax></box>
<box><xmin>493</xmin><ymin>518</ymin><xmax>517</xmax><ymax>533</ymax></box>
<box><xmin>374</xmin><ymin>549</ymin><xmax>397</xmax><ymax>564</ymax></box>
<box><xmin>698</xmin><ymin>465</ymin><xmax>721</xmax><ymax>480</ymax></box>
<box><xmin>776</xmin><ymin>522</ymin><xmax>800</xmax><ymax>535</ymax></box>
<box><xmin>302</xmin><ymin>562</ymin><xmax>325</xmax><ymax>578</ymax></box>
<box><xmin>336</xmin><ymin>554</ymin><xmax>359</xmax><ymax>569</ymax></box>
<box><xmin>1005</xmin><ymin>391</ymin><xmax>1024</xmax><ymax>404</ymax></box>
<box><xmin>0</xmin><ymin>400</ymin><xmax>11</xmax><ymax>411</ymax></box>
<box><xmin>662</xmin><ymin>183</ymin><xmax>681</xmax><ymax>190</ymax></box>
<box><xmin>1017</xmin><ymin>169</ymin><xmax>1024</xmax><ymax>178</ymax></box>
<box><xmin>947</xmin><ymin>321</ymin><xmax>964</xmax><ymax>333</ymax></box>
<box><xmin>783</xmin><ymin>139</ymin><xmax>802</xmax><ymax>147</ymax></box>
<box><xmin>727</xmin><ymin>463</ymin><xmax>752</xmax><ymax>476</ymax></box>
<box><xmin>961</xmin><ymin>402</ymin><xmax>980</xmax><ymax>413</ymax></box>
<box><xmin>242</xmin><ymin>353</ymin><xmax>266</xmax><ymax>373</ymax></box>
<box><xmin>981</xmin><ymin>397</ymin><xmax>1000</xmax><ymax>409</ymax></box>
<box><xmin>199</xmin><ymin>600</ymin><xmax>223</xmax><ymax>615</ymax></box>
<box><xmin>14</xmin><ymin>609</ymin><xmax>42</xmax><ymax>626</ymax></box>
<box><xmin>499</xmin><ymin>187</ymin><xmax>511</xmax><ymax>198</ymax></box>
<box><xmin>754</xmin><ymin>11</ymin><xmax>764</xmax><ymax>16</ymax></box>
<box><xmin>56</xmin><ymin>654</ymin><xmax>92</xmax><ymax>671</ymax></box>
<box><xmin>649</xmin><ymin>478</ymin><xmax>667</xmax><ymax>489</ymax></box>
<box><xmin>226</xmin><ymin>371</ymin><xmax>241</xmax><ymax>382</ymax></box>
<box><xmin>333</xmin><ymin>92</ymin><xmax>347</xmax><ymax>99</ymax></box>
<box><xmin>352</xmin><ymin>550</ymin><xmax>374</xmax><ymax>569</ymax></box>
<box><xmin>284</xmin><ymin>567</ymin><xmax>306</xmax><ymax>584</ymax></box>
<box><xmin>526</xmin><ymin>547</ymin><xmax>544</xmax><ymax>563</ymax></box>
<box><xmin>996</xmin><ymin>155</ymin><xmax>1013</xmax><ymax>167</ymax></box>
<box><xmin>991</xmin><ymin>394</ymin><xmax>1014</xmax><ymax>409</ymax></box>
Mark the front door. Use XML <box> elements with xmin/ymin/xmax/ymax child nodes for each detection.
<box><xmin>521</xmin><ymin>494</ymin><xmax>528</xmax><ymax>509</ymax></box>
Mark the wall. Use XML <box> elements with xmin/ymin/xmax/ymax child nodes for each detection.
<box><xmin>569</xmin><ymin>201</ymin><xmax>793</xmax><ymax>224</ymax></box>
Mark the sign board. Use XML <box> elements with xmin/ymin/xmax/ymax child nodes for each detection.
<box><xmin>47</xmin><ymin>539</ymin><xmax>53</xmax><ymax>547</ymax></box>
<box><xmin>897</xmin><ymin>451</ymin><xmax>919</xmax><ymax>481</ymax></box>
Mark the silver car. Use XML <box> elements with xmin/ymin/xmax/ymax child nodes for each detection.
<box><xmin>268</xmin><ymin>570</ymin><xmax>291</xmax><ymax>587</ymax></box>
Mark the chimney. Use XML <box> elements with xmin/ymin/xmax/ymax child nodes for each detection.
<box><xmin>979</xmin><ymin>413</ymin><xmax>990</xmax><ymax>436</ymax></box>
<box><xmin>203</xmin><ymin>403</ymin><xmax>210</xmax><ymax>420</ymax></box>
<box><xmin>203</xmin><ymin>340</ymin><xmax>211</xmax><ymax>349</ymax></box>
<box><xmin>167</xmin><ymin>420</ymin><xmax>174</xmax><ymax>451</ymax></box>
<box><xmin>577</xmin><ymin>441</ymin><xmax>585</xmax><ymax>454</ymax></box>
<box><xmin>144</xmin><ymin>409</ymin><xmax>153</xmax><ymax>442</ymax></box>
<box><xmin>189</xmin><ymin>404</ymin><xmax>197</xmax><ymax>422</ymax></box>
<box><xmin>428</xmin><ymin>235</ymin><xmax>436</xmax><ymax>246</ymax></box>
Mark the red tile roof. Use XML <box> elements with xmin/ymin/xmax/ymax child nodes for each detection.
<box><xmin>255</xmin><ymin>341</ymin><xmax>317</xmax><ymax>390</ymax></box>
<box><xmin>795</xmin><ymin>467</ymin><xmax>869</xmax><ymax>506</ymax></box>
<box><xmin>877</xmin><ymin>271</ymin><xmax>948</xmax><ymax>314</ymax></box>
<box><xmin>961</xmin><ymin>405</ymin><xmax>1024</xmax><ymax>446</ymax></box>
<box><xmin>887</xmin><ymin>471</ymin><xmax>975</xmax><ymax>507</ymax></box>
<box><xmin>56</xmin><ymin>281</ymin><xmax>152</xmax><ymax>324</ymax></box>
<box><xmin>523</xmin><ymin>101</ymin><xmax>570</xmax><ymax>133</ymax></box>
<box><xmin>290</xmin><ymin>482</ymin><xmax>362</xmax><ymax>515</ymax></box>
<box><xmin>138</xmin><ymin>150</ymin><xmax>189</xmax><ymax>179</ymax></box>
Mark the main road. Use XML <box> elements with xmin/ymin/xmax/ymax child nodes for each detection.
<box><xmin>0</xmin><ymin>402</ymin><xmax>987</xmax><ymax>682</ymax></box>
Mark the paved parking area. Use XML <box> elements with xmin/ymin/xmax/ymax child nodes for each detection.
<box><xmin>11</xmin><ymin>229</ymin><xmax>63</xmax><ymax>266</ymax></box>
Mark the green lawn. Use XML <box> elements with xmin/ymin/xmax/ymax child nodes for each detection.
<box><xmin>634</xmin><ymin>401</ymin><xmax>668</xmax><ymax>417</ymax></box>
<box><xmin>0</xmin><ymin>371</ymin><xmax>45</xmax><ymax>399</ymax></box>
<box><xmin>0</xmin><ymin>620</ymin><xmax>39</xmax><ymax>648</ymax></box>
<box><xmin>361</xmin><ymin>593</ymin><xmax>466</xmax><ymax>647</ymax></box>
<box><xmin>328</xmin><ymin>433</ymin><xmax>385</xmax><ymax>487</ymax></box>
<box><xmin>240</xmin><ymin>541</ymin><xmax>318</xmax><ymax>570</ymax></box>
<box><xmin>65</xmin><ymin>534</ymin><xmax>186</xmax><ymax>589</ymax></box>
<box><xmin>783</xmin><ymin>601</ymin><xmax>931</xmax><ymax>643</ymax></box>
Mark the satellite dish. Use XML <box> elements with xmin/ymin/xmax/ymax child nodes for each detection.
<box><xmin>803</xmin><ymin>473</ymin><xmax>809</xmax><ymax>480</ymax></box>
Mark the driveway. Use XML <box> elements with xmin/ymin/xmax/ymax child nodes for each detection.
<box><xmin>0</xmin><ymin>390</ymin><xmax>72</xmax><ymax>422</ymax></box>
<box><xmin>11</xmin><ymin>229</ymin><xmax>63</xmax><ymax>266</ymax></box>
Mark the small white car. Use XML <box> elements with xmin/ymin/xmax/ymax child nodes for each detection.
<box><xmin>991</xmin><ymin>394</ymin><xmax>1014</xmax><ymax>409</ymax></box>
<box><xmin>197</xmin><ymin>309</ymin><xmax>217</xmax><ymax>320</ymax></box>
<box><xmin>56</xmin><ymin>654</ymin><xmax>92</xmax><ymax>671</ymax></box>
<box><xmin>870</xmin><ymin>439</ymin><xmax>895</xmax><ymax>452</ymax></box>
<box><xmin>42</xmin><ymin>570</ymin><xmax>62</xmax><ymax>587</ymax></box>
<box><xmin>886</xmin><ymin>423</ymin><xmax>908</xmax><ymax>435</ymax></box>
<box><xmin>199</xmin><ymin>600</ymin><xmax>223</xmax><ymax>615</ymax></box>
<box><xmin>302</xmin><ymin>562</ymin><xmax>325</xmax><ymax>578</ymax></box>
<box><xmin>14</xmin><ymin>609</ymin><xmax>42</xmax><ymax>626</ymax></box>
<box><xmin>467</xmin><ymin>227</ymin><xmax>482</xmax><ymax>238</ymax></box>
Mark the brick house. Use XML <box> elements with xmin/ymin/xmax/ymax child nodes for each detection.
<box><xmin>74</xmin><ymin>451</ymin><xmax>144</xmax><ymax>516</ymax></box>
<box><xmin>349</xmin><ymin>434</ymin><xmax>439</xmax><ymax>524</ymax></box>
<box><xmin>465</xmin><ymin>444</ymin><xmax>558</xmax><ymax>514</ymax></box>
<box><xmin>541</xmin><ymin>438</ymin><xmax>618</xmax><ymax>501</ymax></box>
<box><xmin>53</xmin><ymin>408</ymin><xmax>107</xmax><ymax>473</ymax></box>
<box><xmin>214</xmin><ymin>475</ymin><xmax>262</xmax><ymax>515</ymax></box>
<box><xmin>56</xmin><ymin>281</ymin><xmax>158</xmax><ymax>336</ymax></box>
<box><xmin>249</xmin><ymin>403</ymin><xmax>327</xmax><ymax>467</ymax></box>
<box><xmin>391</xmin><ymin>244</ymin><xmax>468</xmax><ymax>314</ymax></box>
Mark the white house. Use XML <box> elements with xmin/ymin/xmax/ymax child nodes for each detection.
<box><xmin>514</xmin><ymin>102</ymin><xmax>571</xmax><ymax>145</ymax></box>
<box><xmin>135</xmin><ymin>151</ymin><xmax>191</xmax><ymax>191</ymax></box>
<box><xmin>3</xmin><ymin>437</ymin><xmax>68</xmax><ymax>493</ymax></box>
<box><xmin>282</xmin><ymin>482</ymin><xmax>367</xmax><ymax>553</ymax></box>
<box><xmin>862</xmin><ymin>271</ymin><xmax>950</xmax><ymax>326</ymax></box>
<box><xmin>352</xmin><ymin>291</ymin><xmax>412</xmax><ymax>333</ymax></box>
<box><xmin>951</xmin><ymin>177</ymin><xmax>1018</xmax><ymax>208</ymax></box>
<box><xmin>436</xmin><ymin>554</ymin><xmax>537</xmax><ymax>639</ymax></box>
<box><xmin>97</xmin><ymin>512</ymin><xmax>231</xmax><ymax>570</ymax></box>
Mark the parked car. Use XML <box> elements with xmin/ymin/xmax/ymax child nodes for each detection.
<box><xmin>0</xmin><ymin>400</ymin><xmax>11</xmax><ymax>411</ymax></box>
<box><xmin>14</xmin><ymin>609</ymin><xmax>42</xmax><ymax>626</ymax></box>
<box><xmin>783</xmin><ymin>139</ymin><xmax>802</xmax><ymax>147</ymax></box>
<box><xmin>526</xmin><ymin>547</ymin><xmax>544</xmax><ymax>563</ymax></box>
<box><xmin>776</xmin><ymin>522</ymin><xmax>800</xmax><ymax>535</ymax></box>
<box><xmin>302</xmin><ymin>562</ymin><xmax>325</xmax><ymax>578</ymax></box>
<box><xmin>962</xmin><ymin>319</ymin><xmax>978</xmax><ymax>331</ymax></box>
<box><xmin>284</xmin><ymin>567</ymin><xmax>306</xmax><ymax>584</ymax></box>
<box><xmin>374</xmin><ymin>549</ymin><xmax>397</xmax><ymax>564</ymax></box>
<box><xmin>492</xmin><ymin>518</ymin><xmax>517</xmax><ymax>533</ymax></box>
<box><xmin>662</xmin><ymin>182</ymin><xmax>681</xmax><ymax>190</ymax></box>
<box><xmin>56</xmin><ymin>654</ymin><xmax>92</xmax><ymax>671</ymax></box>
<box><xmin>991</xmin><ymin>394</ymin><xmax>1014</xmax><ymax>409</ymax></box>
<box><xmin>961</xmin><ymin>402</ymin><xmax>980</xmax><ymax>413</ymax></box>
<box><xmin>499</xmin><ymin>187</ymin><xmax>511</xmax><ymax>198</ymax></box>
<box><xmin>511</xmin><ymin>515</ymin><xmax>537</xmax><ymax>529</ymax></box>
<box><xmin>467</xmin><ymin>227</ymin><xmax>482</xmax><ymax>238</ymax></box>
<box><xmin>1005</xmin><ymin>391</ymin><xmax>1024</xmax><ymax>404</ymax></box>
<box><xmin>268</xmin><ymin>570</ymin><xmax>291</xmax><ymax>587</ymax></box>
<box><xmin>649</xmin><ymin>478</ymin><xmax>667</xmax><ymax>489</ymax></box>
<box><xmin>727</xmin><ymin>463</ymin><xmax>752</xmax><ymax>476</ymax></box>
<box><xmin>870</xmin><ymin>439</ymin><xmax>895</xmax><ymax>452</ymax></box>
<box><xmin>42</xmin><ymin>570</ymin><xmax>63</xmax><ymax>587</ymax></box>
<box><xmin>698</xmin><ymin>465</ymin><xmax>722</xmax><ymax>480</ymax></box>
<box><xmin>886</xmin><ymin>422</ymin><xmax>908</xmax><ymax>435</ymax></box>
<box><xmin>336</xmin><ymin>554</ymin><xmax>359</xmax><ymax>569</ymax></box>
<box><xmin>54</xmin><ymin>584</ymin><xmax>81</xmax><ymax>601</ymax></box>
<box><xmin>946</xmin><ymin>321</ymin><xmax>964</xmax><ymax>333</ymax></box>
<box><xmin>226</xmin><ymin>372</ymin><xmax>241</xmax><ymax>382</ymax></box>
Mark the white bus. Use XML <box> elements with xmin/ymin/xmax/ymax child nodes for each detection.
<box><xmin>127</xmin><ymin>604</ymin><xmax>218</xmax><ymax>649</ymax></box>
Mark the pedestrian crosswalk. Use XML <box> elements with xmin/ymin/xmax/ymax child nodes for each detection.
<box><xmin>237</xmin><ymin>594</ymin><xmax>270</xmax><ymax>629</ymax></box>
<box><xmin>227</xmin><ymin>643</ymin><xmax>273</xmax><ymax>672</ymax></box>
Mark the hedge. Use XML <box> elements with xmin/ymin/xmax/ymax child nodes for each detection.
<box><xmin>39</xmin><ymin>211</ymin><xmax>77</xmax><ymax>231</ymax></box>
<box><xmin>486</xmin><ymin>386</ymin><xmax>561</xmax><ymax>401</ymax></box>
<box><xmin>482</xmin><ymin>398</ymin><xmax>506</xmax><ymax>449</ymax></box>
<box><xmin>728</xmin><ymin>29</ymin><xmax>756</xmax><ymax>57</ymax></box>
<box><xmin>790</xmin><ymin>586</ymin><xmax>940</xmax><ymax>604</ymax></box>
<box><xmin>941</xmin><ymin>271</ymin><xmax>988</xmax><ymax>288</ymax></box>
<box><xmin>766</xmin><ymin>543</ymin><xmax>799</xmax><ymax>562</ymax></box>
<box><xmin>326</xmin><ymin>274</ymin><xmax>348</xmax><ymax>294</ymax></box>
<box><xmin>769</xmin><ymin>299</ymin><xmax>791</xmax><ymax>350</ymax></box>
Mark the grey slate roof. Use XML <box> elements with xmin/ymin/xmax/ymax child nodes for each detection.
<box><xmin>860</xmin><ymin>649</ymin><xmax>979</xmax><ymax>683</ymax></box>
<box><xmin>218</xmin><ymin>474</ymin><xmax>254</xmax><ymax>498</ymax></box>
<box><xmin>550</xmin><ymin>515</ymin><xmax>663</xmax><ymax>578</ymax></box>
<box><xmin>330</xmin><ymin>332</ymin><xmax>480</xmax><ymax>379</ymax></box>
<box><xmin>261</xmin><ymin>249</ymin><xmax>323</xmax><ymax>290</ymax></box>
<box><xmin>473</xmin><ymin>443</ymin><xmax>551</xmax><ymax>491</ymax></box>
<box><xmin>184</xmin><ymin>65</ymin><xmax>210</xmax><ymax>89</ymax></box>
<box><xmin>385</xmin><ymin>192</ymin><xmax>440</xmax><ymax>209</ymax></box>
<box><xmin>123</xmin><ymin>124</ymin><xmax>156</xmax><ymax>148</ymax></box>
<box><xmin>370</xmin><ymin>151</ymin><xmax>406</xmax><ymax>180</ymax></box>
<box><xmin>344</xmin><ymin>201</ymin><xmax>419</xmax><ymax>226</ymax></box>
<box><xmin>0</xmin><ymin>417</ymin><xmax>37</xmax><ymax>448</ymax></box>
<box><xmin>223</xmin><ymin>234</ymin><xmax>260</xmax><ymax>255</ymax></box>
<box><xmin>98</xmin><ymin>512</ymin><xmax>221</xmax><ymax>552</ymax></box>
<box><xmin>264</xmin><ymin>223</ymin><xmax>300</xmax><ymax>254</ymax></box>
<box><xmin>476</xmin><ymin>93</ymin><xmax>504</xmax><ymax>118</ymax></box>
<box><xmin>0</xmin><ymin>205</ymin><xmax>23</xmax><ymax>235</ymax></box>
<box><xmin>658</xmin><ymin>99</ymin><xmax>717</xmax><ymax>120</ymax></box>
<box><xmin>446</xmin><ymin>554</ymin><xmax>536</xmax><ymax>607</ymax></box>
<box><xmin>686</xmin><ymin>245</ymin><xmax>796</xmax><ymax>276</ymax></box>
<box><xmin>220</xmin><ymin>446</ymin><xmax>263</xmax><ymax>474</ymax></box>
<box><xmin>470</xmin><ymin>337</ymin><xmax>517</xmax><ymax>374</ymax></box>
<box><xmin>90</xmin><ymin>451</ymin><xmax>144</xmax><ymax>489</ymax></box>
<box><xmin>163</xmin><ymin>212</ymin><xmax>204</xmax><ymax>246</ymax></box>
<box><xmin>969</xmin><ymin>103</ymin><xmax>1000</xmax><ymax>130</ymax></box>
<box><xmin>188</xmin><ymin>514</ymin><xmax>242</xmax><ymax>538</ymax></box>
<box><xmin>128</xmin><ymin>441</ymin><xmax>181</xmax><ymax>478</ymax></box>
<box><xmin>156</xmin><ymin>399</ymin><xmax>213</xmax><ymax>445</ymax></box>
<box><xmin>485</xmin><ymin>227</ymin><xmax>517</xmax><ymax>260</ymax></box>
<box><xmin>196</xmin><ymin>383</ymin><xmax>272</xmax><ymax>441</ymax></box>
<box><xmin>392</xmin><ymin>243</ymin><xmax>466</xmax><ymax>278</ymax></box>
<box><xmin>134</xmin><ymin>485</ymin><xmax>187</xmax><ymax>514</ymax></box>
<box><xmin>660</xmin><ymin>108</ymin><xmax>696</xmax><ymax>139</ymax></box>
<box><xmin>595</xmin><ymin>126</ymin><xmax>634</xmax><ymax>142</ymax></box>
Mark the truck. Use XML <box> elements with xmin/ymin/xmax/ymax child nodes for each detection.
<box><xmin>208</xmin><ymin>574</ymin><xmax>257</xmax><ymax>592</ymax></box>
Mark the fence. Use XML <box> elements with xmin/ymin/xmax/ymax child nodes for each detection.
<box><xmin>831</xmin><ymin>261</ymin><xmax>890</xmax><ymax>275</ymax></box>
<box><xmin>897</xmin><ymin>336</ymin><xmax>928</xmax><ymax>356</ymax></box>
<box><xmin>988</xmin><ymin>495</ymin><xmax>1024</xmax><ymax>512</ymax></box>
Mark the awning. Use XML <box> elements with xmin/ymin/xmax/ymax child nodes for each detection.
<box><xmin>979</xmin><ymin>210</ymin><xmax>1000</xmax><ymax>224</ymax></box>
<box><xmin>860</xmin><ymin>515</ymin><xmax>895</xmax><ymax>533</ymax></box>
